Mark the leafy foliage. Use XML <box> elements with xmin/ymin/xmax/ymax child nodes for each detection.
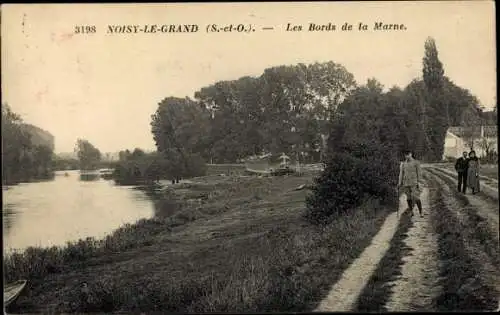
<box><xmin>113</xmin><ymin>149</ymin><xmax>168</xmax><ymax>185</ymax></box>
<box><xmin>2</xmin><ymin>104</ymin><xmax>55</xmax><ymax>183</ymax></box>
<box><xmin>192</xmin><ymin>62</ymin><xmax>356</xmax><ymax>163</ymax></box>
<box><xmin>75</xmin><ymin>139</ymin><xmax>102</xmax><ymax>170</ymax></box>
<box><xmin>112</xmin><ymin>147</ymin><xmax>206</xmax><ymax>185</ymax></box>
<box><xmin>306</xmin><ymin>37</ymin><xmax>483</xmax><ymax>224</ymax></box>
<box><xmin>150</xmin><ymin>97</ymin><xmax>210</xmax><ymax>178</ymax></box>
<box><xmin>306</xmin><ymin>80</ymin><xmax>400</xmax><ymax>224</ymax></box>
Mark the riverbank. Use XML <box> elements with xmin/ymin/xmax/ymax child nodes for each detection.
<box><xmin>2</xmin><ymin>172</ymin><xmax>56</xmax><ymax>187</ymax></box>
<box><xmin>5</xmin><ymin>172</ymin><xmax>394</xmax><ymax>313</ymax></box>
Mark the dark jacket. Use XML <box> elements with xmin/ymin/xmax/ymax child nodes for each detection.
<box><xmin>455</xmin><ymin>157</ymin><xmax>469</xmax><ymax>173</ymax></box>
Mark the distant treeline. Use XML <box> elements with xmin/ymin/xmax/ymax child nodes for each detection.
<box><xmin>2</xmin><ymin>103</ymin><xmax>116</xmax><ymax>184</ymax></box>
<box><xmin>112</xmin><ymin>148</ymin><xmax>206</xmax><ymax>185</ymax></box>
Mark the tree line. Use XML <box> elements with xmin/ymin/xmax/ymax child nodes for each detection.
<box><xmin>2</xmin><ymin>103</ymin><xmax>107</xmax><ymax>184</ymax></box>
<box><xmin>305</xmin><ymin>37</ymin><xmax>489</xmax><ymax>224</ymax></box>
<box><xmin>149</xmin><ymin>38</ymin><xmax>487</xmax><ymax>179</ymax></box>
<box><xmin>2</xmin><ymin>104</ymin><xmax>54</xmax><ymax>184</ymax></box>
<box><xmin>151</xmin><ymin>62</ymin><xmax>357</xmax><ymax>166</ymax></box>
<box><xmin>146</xmin><ymin>37</ymin><xmax>490</xmax><ymax>223</ymax></box>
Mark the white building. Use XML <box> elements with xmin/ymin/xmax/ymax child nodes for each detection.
<box><xmin>442</xmin><ymin>125</ymin><xmax>498</xmax><ymax>160</ymax></box>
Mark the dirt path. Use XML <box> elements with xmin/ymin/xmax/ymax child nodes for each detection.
<box><xmin>430</xmin><ymin>166</ymin><xmax>498</xmax><ymax>198</ymax></box>
<box><xmin>384</xmin><ymin>186</ymin><xmax>442</xmax><ymax>311</ymax></box>
<box><xmin>429</xmin><ymin>163</ymin><xmax>498</xmax><ymax>188</ymax></box>
<box><xmin>427</xmin><ymin>167</ymin><xmax>499</xmax><ymax>239</ymax></box>
<box><xmin>314</xmin><ymin>197</ymin><xmax>405</xmax><ymax>312</ymax></box>
<box><xmin>428</xmin><ymin>171</ymin><xmax>499</xmax><ymax>311</ymax></box>
<box><xmin>325</xmin><ymin>167</ymin><xmax>498</xmax><ymax>312</ymax></box>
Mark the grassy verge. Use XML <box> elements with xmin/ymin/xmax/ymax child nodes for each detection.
<box><xmin>6</xmin><ymin>173</ymin><xmax>393</xmax><ymax>313</ymax></box>
<box><xmin>354</xmin><ymin>200</ymin><xmax>414</xmax><ymax>312</ymax></box>
<box><xmin>4</xmin><ymin>176</ymin><xmax>262</xmax><ymax>283</ymax></box>
<box><xmin>428</xmin><ymin>175</ymin><xmax>498</xmax><ymax>311</ymax></box>
<box><xmin>205</xmin><ymin>164</ymin><xmax>246</xmax><ymax>176</ymax></box>
<box><xmin>479</xmin><ymin>164</ymin><xmax>499</xmax><ymax>180</ymax></box>
<box><xmin>428</xmin><ymin>169</ymin><xmax>499</xmax><ymax>257</ymax></box>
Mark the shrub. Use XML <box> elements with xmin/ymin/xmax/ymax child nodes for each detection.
<box><xmin>481</xmin><ymin>151</ymin><xmax>498</xmax><ymax>165</ymax></box>
<box><xmin>111</xmin><ymin>149</ymin><xmax>205</xmax><ymax>185</ymax></box>
<box><xmin>305</xmin><ymin>140</ymin><xmax>398</xmax><ymax>225</ymax></box>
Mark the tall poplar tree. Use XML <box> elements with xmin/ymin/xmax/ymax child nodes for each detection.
<box><xmin>422</xmin><ymin>37</ymin><xmax>447</xmax><ymax>161</ymax></box>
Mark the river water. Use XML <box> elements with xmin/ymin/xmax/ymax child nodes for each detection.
<box><xmin>3</xmin><ymin>170</ymin><xmax>155</xmax><ymax>252</ymax></box>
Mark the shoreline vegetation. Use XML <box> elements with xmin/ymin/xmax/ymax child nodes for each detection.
<box><xmin>4</xmin><ymin>36</ymin><xmax>498</xmax><ymax>312</ymax></box>
<box><xmin>5</xmin><ymin>163</ymin><xmax>498</xmax><ymax>312</ymax></box>
<box><xmin>4</xmin><ymin>168</ymin><xmax>393</xmax><ymax>313</ymax></box>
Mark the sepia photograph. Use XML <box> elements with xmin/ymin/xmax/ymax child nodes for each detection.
<box><xmin>2</xmin><ymin>1</ymin><xmax>498</xmax><ymax>313</ymax></box>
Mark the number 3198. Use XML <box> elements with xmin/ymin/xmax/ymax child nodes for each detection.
<box><xmin>75</xmin><ymin>25</ymin><xmax>97</xmax><ymax>34</ymax></box>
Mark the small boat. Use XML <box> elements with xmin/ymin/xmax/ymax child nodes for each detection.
<box><xmin>244</xmin><ymin>152</ymin><xmax>296</xmax><ymax>176</ymax></box>
<box><xmin>99</xmin><ymin>168</ymin><xmax>114</xmax><ymax>180</ymax></box>
<box><xmin>4</xmin><ymin>280</ymin><xmax>27</xmax><ymax>307</ymax></box>
<box><xmin>80</xmin><ymin>169</ymin><xmax>100</xmax><ymax>181</ymax></box>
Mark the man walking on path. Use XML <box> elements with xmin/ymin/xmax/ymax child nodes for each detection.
<box><xmin>455</xmin><ymin>151</ymin><xmax>469</xmax><ymax>193</ymax></box>
<box><xmin>398</xmin><ymin>150</ymin><xmax>423</xmax><ymax>217</ymax></box>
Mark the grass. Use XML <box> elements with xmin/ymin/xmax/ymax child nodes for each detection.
<box><xmin>428</xmin><ymin>169</ymin><xmax>500</xmax><ymax>258</ymax></box>
<box><xmin>481</xmin><ymin>164</ymin><xmax>499</xmax><ymax>180</ymax></box>
<box><xmin>428</xmin><ymin>173</ymin><xmax>498</xmax><ymax>311</ymax></box>
<box><xmin>5</xmin><ymin>172</ymin><xmax>394</xmax><ymax>313</ymax></box>
<box><xmin>205</xmin><ymin>163</ymin><xmax>246</xmax><ymax>176</ymax></box>
<box><xmin>354</xmin><ymin>202</ymin><xmax>414</xmax><ymax>312</ymax></box>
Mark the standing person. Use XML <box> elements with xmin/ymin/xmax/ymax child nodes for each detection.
<box><xmin>467</xmin><ymin>150</ymin><xmax>480</xmax><ymax>194</ymax></box>
<box><xmin>398</xmin><ymin>150</ymin><xmax>424</xmax><ymax>217</ymax></box>
<box><xmin>455</xmin><ymin>151</ymin><xmax>469</xmax><ymax>193</ymax></box>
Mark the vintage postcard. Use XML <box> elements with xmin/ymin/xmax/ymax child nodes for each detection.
<box><xmin>2</xmin><ymin>1</ymin><xmax>498</xmax><ymax>313</ymax></box>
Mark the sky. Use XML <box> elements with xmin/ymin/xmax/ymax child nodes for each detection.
<box><xmin>2</xmin><ymin>2</ymin><xmax>496</xmax><ymax>153</ymax></box>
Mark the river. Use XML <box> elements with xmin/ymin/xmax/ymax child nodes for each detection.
<box><xmin>3</xmin><ymin>170</ymin><xmax>156</xmax><ymax>253</ymax></box>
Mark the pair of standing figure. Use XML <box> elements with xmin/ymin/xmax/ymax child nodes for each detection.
<box><xmin>455</xmin><ymin>150</ymin><xmax>480</xmax><ymax>194</ymax></box>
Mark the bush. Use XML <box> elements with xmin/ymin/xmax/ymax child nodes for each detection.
<box><xmin>305</xmin><ymin>141</ymin><xmax>398</xmax><ymax>225</ymax></box>
<box><xmin>112</xmin><ymin>151</ymin><xmax>199</xmax><ymax>185</ymax></box>
<box><xmin>481</xmin><ymin>151</ymin><xmax>498</xmax><ymax>165</ymax></box>
<box><xmin>184</xmin><ymin>153</ymin><xmax>208</xmax><ymax>178</ymax></box>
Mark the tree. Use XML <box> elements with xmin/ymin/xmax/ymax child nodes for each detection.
<box><xmin>150</xmin><ymin>97</ymin><xmax>209</xmax><ymax>179</ymax></box>
<box><xmin>193</xmin><ymin>62</ymin><xmax>356</xmax><ymax>162</ymax></box>
<box><xmin>478</xmin><ymin>137</ymin><xmax>496</xmax><ymax>157</ymax></box>
<box><xmin>131</xmin><ymin>148</ymin><xmax>146</xmax><ymax>160</ymax></box>
<box><xmin>195</xmin><ymin>77</ymin><xmax>265</xmax><ymax>162</ymax></box>
<box><xmin>423</xmin><ymin>37</ymin><xmax>445</xmax><ymax>91</ymax></box>
<box><xmin>32</xmin><ymin>145</ymin><xmax>54</xmax><ymax>176</ymax></box>
<box><xmin>441</xmin><ymin>77</ymin><xmax>482</xmax><ymax>126</ymax></box>
<box><xmin>308</xmin><ymin>79</ymin><xmax>401</xmax><ymax>224</ymax></box>
<box><xmin>420</xmin><ymin>37</ymin><xmax>448</xmax><ymax>161</ymax></box>
<box><xmin>2</xmin><ymin>104</ymin><xmax>55</xmax><ymax>182</ymax></box>
<box><xmin>75</xmin><ymin>139</ymin><xmax>102</xmax><ymax>170</ymax></box>
<box><xmin>119</xmin><ymin>149</ymin><xmax>132</xmax><ymax>161</ymax></box>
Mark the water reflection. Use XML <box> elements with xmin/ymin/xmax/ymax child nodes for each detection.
<box><xmin>79</xmin><ymin>174</ymin><xmax>100</xmax><ymax>181</ymax></box>
<box><xmin>3</xmin><ymin>170</ymin><xmax>156</xmax><ymax>251</ymax></box>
